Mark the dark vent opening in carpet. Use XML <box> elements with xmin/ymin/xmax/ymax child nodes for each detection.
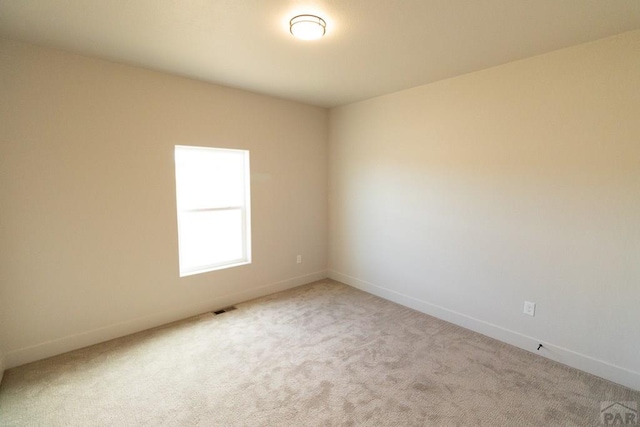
<box><xmin>213</xmin><ymin>306</ymin><xmax>237</xmax><ymax>315</ymax></box>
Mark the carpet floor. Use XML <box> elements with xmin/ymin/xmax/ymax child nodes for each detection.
<box><xmin>0</xmin><ymin>279</ymin><xmax>638</xmax><ymax>426</ymax></box>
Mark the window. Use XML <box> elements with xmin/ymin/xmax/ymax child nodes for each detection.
<box><xmin>174</xmin><ymin>145</ymin><xmax>251</xmax><ymax>277</ymax></box>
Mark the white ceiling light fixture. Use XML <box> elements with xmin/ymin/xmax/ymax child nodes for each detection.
<box><xmin>289</xmin><ymin>14</ymin><xmax>326</xmax><ymax>40</ymax></box>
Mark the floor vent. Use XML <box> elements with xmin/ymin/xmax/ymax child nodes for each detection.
<box><xmin>213</xmin><ymin>306</ymin><xmax>237</xmax><ymax>315</ymax></box>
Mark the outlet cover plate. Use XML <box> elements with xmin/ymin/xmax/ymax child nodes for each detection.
<box><xmin>523</xmin><ymin>301</ymin><xmax>536</xmax><ymax>316</ymax></box>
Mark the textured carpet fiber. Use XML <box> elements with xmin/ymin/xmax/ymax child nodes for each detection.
<box><xmin>0</xmin><ymin>279</ymin><xmax>638</xmax><ymax>426</ymax></box>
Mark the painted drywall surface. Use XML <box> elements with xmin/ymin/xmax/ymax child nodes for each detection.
<box><xmin>329</xmin><ymin>31</ymin><xmax>640</xmax><ymax>384</ymax></box>
<box><xmin>0</xmin><ymin>39</ymin><xmax>328</xmax><ymax>368</ymax></box>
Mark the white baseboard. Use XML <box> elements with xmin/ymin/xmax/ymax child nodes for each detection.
<box><xmin>5</xmin><ymin>270</ymin><xmax>327</xmax><ymax>370</ymax></box>
<box><xmin>328</xmin><ymin>270</ymin><xmax>640</xmax><ymax>391</ymax></box>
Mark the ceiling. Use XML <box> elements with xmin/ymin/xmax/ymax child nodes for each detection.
<box><xmin>1</xmin><ymin>1</ymin><xmax>640</xmax><ymax>108</ymax></box>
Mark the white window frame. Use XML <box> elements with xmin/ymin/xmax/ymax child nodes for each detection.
<box><xmin>174</xmin><ymin>145</ymin><xmax>252</xmax><ymax>277</ymax></box>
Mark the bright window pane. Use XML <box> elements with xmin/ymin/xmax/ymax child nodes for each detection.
<box><xmin>178</xmin><ymin>209</ymin><xmax>244</xmax><ymax>272</ymax></box>
<box><xmin>175</xmin><ymin>147</ymin><xmax>246</xmax><ymax>209</ymax></box>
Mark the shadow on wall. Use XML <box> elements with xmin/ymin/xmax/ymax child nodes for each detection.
<box><xmin>0</xmin><ymin>344</ymin><xmax>5</xmax><ymax>384</ymax></box>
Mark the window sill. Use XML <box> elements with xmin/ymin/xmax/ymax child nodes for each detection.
<box><xmin>179</xmin><ymin>260</ymin><xmax>251</xmax><ymax>278</ymax></box>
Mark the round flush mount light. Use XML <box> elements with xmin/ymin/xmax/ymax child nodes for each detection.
<box><xmin>290</xmin><ymin>14</ymin><xmax>326</xmax><ymax>40</ymax></box>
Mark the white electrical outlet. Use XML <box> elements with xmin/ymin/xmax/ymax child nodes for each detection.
<box><xmin>296</xmin><ymin>255</ymin><xmax>302</xmax><ymax>264</ymax></box>
<box><xmin>523</xmin><ymin>301</ymin><xmax>536</xmax><ymax>316</ymax></box>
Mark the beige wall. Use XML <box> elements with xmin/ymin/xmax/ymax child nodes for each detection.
<box><xmin>328</xmin><ymin>30</ymin><xmax>640</xmax><ymax>389</ymax></box>
<box><xmin>0</xmin><ymin>39</ymin><xmax>328</xmax><ymax>368</ymax></box>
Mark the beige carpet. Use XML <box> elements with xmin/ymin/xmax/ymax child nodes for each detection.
<box><xmin>0</xmin><ymin>279</ymin><xmax>638</xmax><ymax>426</ymax></box>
